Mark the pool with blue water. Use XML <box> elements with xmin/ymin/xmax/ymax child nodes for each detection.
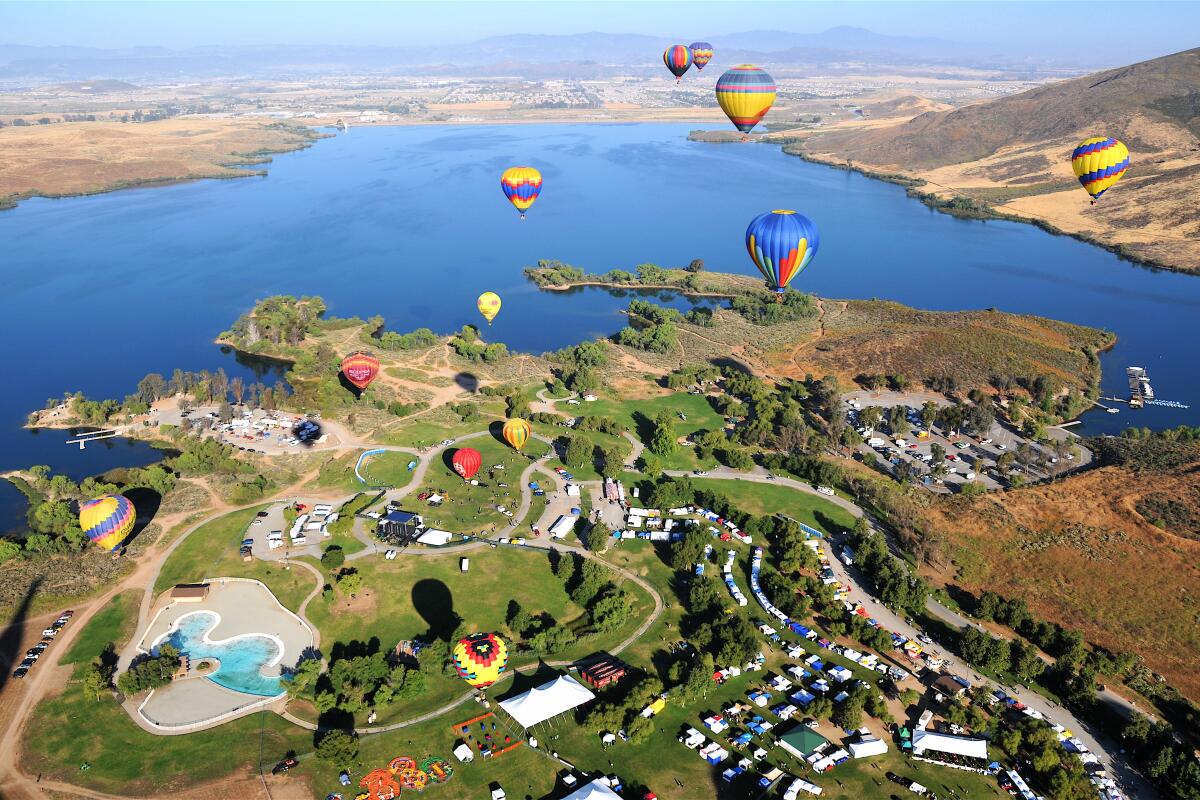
<box><xmin>155</xmin><ymin>611</ymin><xmax>284</xmax><ymax>697</ymax></box>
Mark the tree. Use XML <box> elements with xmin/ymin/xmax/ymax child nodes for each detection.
<box><xmin>685</xmin><ymin>259</ymin><xmax>704</xmax><ymax>273</ymax></box>
<box><xmin>316</xmin><ymin>730</ymin><xmax>359</xmax><ymax>765</ymax></box>
<box><xmin>921</xmin><ymin>401</ymin><xmax>940</xmax><ymax>429</ymax></box>
<box><xmin>589</xmin><ymin>589</ymin><xmax>632</xmax><ymax>631</ymax></box>
<box><xmin>82</xmin><ymin>661</ymin><xmax>111</xmax><ymax>701</ymax></box>
<box><xmin>807</xmin><ymin>696</ymin><xmax>833</xmax><ymax>721</ymax></box>
<box><xmin>625</xmin><ymin>714</ymin><xmax>654</xmax><ymax>743</ymax></box>
<box><xmin>321</xmin><ymin>546</ymin><xmax>345</xmax><ymax>571</ymax></box>
<box><xmin>338</xmin><ymin>570</ymin><xmax>364</xmax><ymax>597</ymax></box>
<box><xmin>930</xmin><ymin>442</ymin><xmax>945</xmax><ymax>464</ymax></box>
<box><xmin>530</xmin><ymin>625</ymin><xmax>575</xmax><ymax>655</ymax></box>
<box><xmin>648</xmin><ymin>422</ymin><xmax>677</xmax><ymax>458</ymax></box>
<box><xmin>564</xmin><ymin>435</ymin><xmax>592</xmax><ymax>470</ymax></box>
<box><xmin>585</xmin><ymin>524</ymin><xmax>609</xmax><ymax>552</ymax></box>
<box><xmin>287</xmin><ymin>657</ymin><xmax>322</xmax><ymax>699</ymax></box>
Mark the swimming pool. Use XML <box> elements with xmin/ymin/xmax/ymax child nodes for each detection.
<box><xmin>153</xmin><ymin>611</ymin><xmax>285</xmax><ymax>697</ymax></box>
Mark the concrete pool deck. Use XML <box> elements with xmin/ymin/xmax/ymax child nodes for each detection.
<box><xmin>129</xmin><ymin>578</ymin><xmax>313</xmax><ymax>732</ymax></box>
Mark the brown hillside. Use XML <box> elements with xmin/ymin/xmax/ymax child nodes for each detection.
<box><xmin>797</xmin><ymin>48</ymin><xmax>1200</xmax><ymax>272</ymax></box>
<box><xmin>921</xmin><ymin>460</ymin><xmax>1200</xmax><ymax>700</ymax></box>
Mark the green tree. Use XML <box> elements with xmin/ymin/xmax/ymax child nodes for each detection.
<box><xmin>626</xmin><ymin>714</ymin><xmax>654</xmax><ymax>743</ymax></box>
<box><xmin>82</xmin><ymin>661</ymin><xmax>111</xmax><ymax>701</ymax></box>
<box><xmin>530</xmin><ymin>625</ymin><xmax>575</xmax><ymax>655</ymax></box>
<box><xmin>564</xmin><ymin>435</ymin><xmax>592</xmax><ymax>470</ymax></box>
<box><xmin>648</xmin><ymin>422</ymin><xmax>677</xmax><ymax>458</ymax></box>
<box><xmin>315</xmin><ymin>730</ymin><xmax>358</xmax><ymax>765</ymax></box>
<box><xmin>321</xmin><ymin>545</ymin><xmax>345</xmax><ymax>571</ymax></box>
<box><xmin>338</xmin><ymin>570</ymin><xmax>364</xmax><ymax>597</ymax></box>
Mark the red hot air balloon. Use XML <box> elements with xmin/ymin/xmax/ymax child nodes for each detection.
<box><xmin>341</xmin><ymin>351</ymin><xmax>380</xmax><ymax>391</ymax></box>
<box><xmin>451</xmin><ymin>447</ymin><xmax>481</xmax><ymax>480</ymax></box>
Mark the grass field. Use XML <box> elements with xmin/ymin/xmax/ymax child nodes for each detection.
<box><xmin>549</xmin><ymin>427</ymin><xmax>631</xmax><ymax>481</ymax></box>
<box><xmin>61</xmin><ymin>590</ymin><xmax>140</xmax><ymax>665</ymax></box>
<box><xmin>356</xmin><ymin>449</ymin><xmax>420</xmax><ymax>488</ymax></box>
<box><xmin>300</xmin><ymin>545</ymin><xmax>653</xmax><ymax>727</ymax></box>
<box><xmin>583</xmin><ymin>391</ymin><xmax>727</xmax><ymax>469</ymax></box>
<box><xmin>22</xmin><ymin>597</ymin><xmax>311</xmax><ymax>795</ymax></box>
<box><xmin>415</xmin><ymin>436</ymin><xmax>550</xmax><ymax>535</ymax></box>
<box><xmin>691</xmin><ymin>479</ymin><xmax>858</xmax><ymax>535</ymax></box>
<box><xmin>152</xmin><ymin>507</ymin><xmax>314</xmax><ymax>612</ymax></box>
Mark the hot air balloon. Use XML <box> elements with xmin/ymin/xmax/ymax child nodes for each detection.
<box><xmin>452</xmin><ymin>632</ymin><xmax>509</xmax><ymax>688</ymax></box>
<box><xmin>341</xmin><ymin>351</ymin><xmax>380</xmax><ymax>391</ymax></box>
<box><xmin>502</xmin><ymin>418</ymin><xmax>531</xmax><ymax>450</ymax></box>
<box><xmin>80</xmin><ymin>494</ymin><xmax>135</xmax><ymax>552</ymax></box>
<box><xmin>1071</xmin><ymin>136</ymin><xmax>1129</xmax><ymax>204</ymax></box>
<box><xmin>451</xmin><ymin>447</ymin><xmax>481</xmax><ymax>480</ymax></box>
<box><xmin>745</xmin><ymin>210</ymin><xmax>820</xmax><ymax>294</ymax></box>
<box><xmin>663</xmin><ymin>44</ymin><xmax>692</xmax><ymax>81</ymax></box>
<box><xmin>715</xmin><ymin>65</ymin><xmax>776</xmax><ymax>136</ymax></box>
<box><xmin>500</xmin><ymin>166</ymin><xmax>542</xmax><ymax>218</ymax></box>
<box><xmin>690</xmin><ymin>41</ymin><xmax>714</xmax><ymax>70</ymax></box>
<box><xmin>477</xmin><ymin>292</ymin><xmax>501</xmax><ymax>325</ymax></box>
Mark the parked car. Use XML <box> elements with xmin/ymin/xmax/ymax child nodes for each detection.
<box><xmin>11</xmin><ymin>667</ymin><xmax>28</xmax><ymax>679</ymax></box>
<box><xmin>272</xmin><ymin>757</ymin><xmax>299</xmax><ymax>775</ymax></box>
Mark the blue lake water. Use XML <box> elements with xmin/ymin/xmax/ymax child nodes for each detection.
<box><xmin>2</xmin><ymin>122</ymin><xmax>1198</xmax><ymax>524</ymax></box>
<box><xmin>155</xmin><ymin>611</ymin><xmax>283</xmax><ymax>697</ymax></box>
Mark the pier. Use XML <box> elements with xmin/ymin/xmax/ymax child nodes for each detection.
<box><xmin>65</xmin><ymin>429</ymin><xmax>122</xmax><ymax>449</ymax></box>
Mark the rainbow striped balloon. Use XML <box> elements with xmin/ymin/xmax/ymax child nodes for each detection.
<box><xmin>80</xmin><ymin>494</ymin><xmax>136</xmax><ymax>552</ymax></box>
<box><xmin>746</xmin><ymin>210</ymin><xmax>820</xmax><ymax>293</ymax></box>
<box><xmin>500</xmin><ymin>166</ymin><xmax>542</xmax><ymax>218</ymax></box>
<box><xmin>690</xmin><ymin>42</ymin><xmax>714</xmax><ymax>70</ymax></box>
<box><xmin>663</xmin><ymin>44</ymin><xmax>692</xmax><ymax>80</ymax></box>
<box><xmin>502</xmin><ymin>418</ymin><xmax>531</xmax><ymax>450</ymax></box>
<box><xmin>1071</xmin><ymin>136</ymin><xmax>1129</xmax><ymax>202</ymax></box>
<box><xmin>715</xmin><ymin>65</ymin><xmax>776</xmax><ymax>134</ymax></box>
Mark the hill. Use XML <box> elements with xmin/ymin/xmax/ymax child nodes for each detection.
<box><xmin>795</xmin><ymin>48</ymin><xmax>1200</xmax><ymax>272</ymax></box>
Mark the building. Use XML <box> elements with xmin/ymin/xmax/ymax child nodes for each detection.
<box><xmin>377</xmin><ymin>510</ymin><xmax>422</xmax><ymax>542</ymax></box>
<box><xmin>778</xmin><ymin>726</ymin><xmax>829</xmax><ymax>759</ymax></box>
<box><xmin>170</xmin><ymin>584</ymin><xmax>210</xmax><ymax>603</ymax></box>
<box><xmin>580</xmin><ymin>654</ymin><xmax>628</xmax><ymax>688</ymax></box>
<box><xmin>932</xmin><ymin>674</ymin><xmax>967</xmax><ymax>699</ymax></box>
<box><xmin>548</xmin><ymin>515</ymin><xmax>576</xmax><ymax>539</ymax></box>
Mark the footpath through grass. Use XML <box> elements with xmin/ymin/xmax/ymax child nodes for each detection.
<box><xmin>152</xmin><ymin>506</ymin><xmax>314</xmax><ymax>612</ymax></box>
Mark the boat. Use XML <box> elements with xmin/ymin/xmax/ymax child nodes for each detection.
<box><xmin>1107</xmin><ymin>407</ymin><xmax>1120</xmax><ymax>414</ymax></box>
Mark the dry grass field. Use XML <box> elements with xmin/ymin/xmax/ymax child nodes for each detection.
<box><xmin>922</xmin><ymin>461</ymin><xmax>1200</xmax><ymax>699</ymax></box>
<box><xmin>0</xmin><ymin>118</ymin><xmax>320</xmax><ymax>208</ymax></box>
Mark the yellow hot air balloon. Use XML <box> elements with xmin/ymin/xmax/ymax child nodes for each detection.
<box><xmin>502</xmin><ymin>418</ymin><xmax>531</xmax><ymax>450</ymax></box>
<box><xmin>477</xmin><ymin>292</ymin><xmax>501</xmax><ymax>325</ymax></box>
<box><xmin>1071</xmin><ymin>136</ymin><xmax>1130</xmax><ymax>204</ymax></box>
<box><xmin>452</xmin><ymin>632</ymin><xmax>508</xmax><ymax>688</ymax></box>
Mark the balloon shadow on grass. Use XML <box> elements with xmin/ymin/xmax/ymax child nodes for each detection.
<box><xmin>412</xmin><ymin>578</ymin><xmax>461</xmax><ymax>642</ymax></box>
<box><xmin>454</xmin><ymin>372</ymin><xmax>479</xmax><ymax>394</ymax></box>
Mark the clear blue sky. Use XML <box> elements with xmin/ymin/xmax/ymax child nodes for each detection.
<box><xmin>4</xmin><ymin>1</ymin><xmax>1196</xmax><ymax>63</ymax></box>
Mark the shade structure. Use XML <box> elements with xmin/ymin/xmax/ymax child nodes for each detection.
<box><xmin>558</xmin><ymin>780</ymin><xmax>623</xmax><ymax>800</ymax></box>
<box><xmin>498</xmin><ymin>674</ymin><xmax>595</xmax><ymax>729</ymax></box>
<box><xmin>912</xmin><ymin>730</ymin><xmax>988</xmax><ymax>760</ymax></box>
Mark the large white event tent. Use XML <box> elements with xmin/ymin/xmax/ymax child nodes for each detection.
<box><xmin>498</xmin><ymin>674</ymin><xmax>596</xmax><ymax>729</ymax></box>
<box><xmin>912</xmin><ymin>730</ymin><xmax>988</xmax><ymax>760</ymax></box>
<box><xmin>559</xmin><ymin>780</ymin><xmax>623</xmax><ymax>800</ymax></box>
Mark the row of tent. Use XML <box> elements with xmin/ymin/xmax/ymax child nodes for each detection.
<box><xmin>722</xmin><ymin>549</ymin><xmax>748</xmax><ymax>606</ymax></box>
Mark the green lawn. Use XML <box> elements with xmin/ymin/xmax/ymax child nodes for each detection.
<box><xmin>550</xmin><ymin>427</ymin><xmax>630</xmax><ymax>481</ymax></box>
<box><xmin>355</xmin><ymin>450</ymin><xmax>419</xmax><ymax>489</ymax></box>
<box><xmin>152</xmin><ymin>506</ymin><xmax>315</xmax><ymax>612</ymax></box>
<box><xmin>62</xmin><ymin>590</ymin><xmax>140</xmax><ymax>665</ymax></box>
<box><xmin>415</xmin><ymin>436</ymin><xmax>550</xmax><ymax>535</ymax></box>
<box><xmin>23</xmin><ymin>597</ymin><xmax>312</xmax><ymax>796</ymax></box>
<box><xmin>691</xmin><ymin>479</ymin><xmax>858</xmax><ymax>535</ymax></box>
<box><xmin>583</xmin><ymin>391</ymin><xmax>727</xmax><ymax>469</ymax></box>
<box><xmin>516</xmin><ymin>468</ymin><xmax>554</xmax><ymax>530</ymax></box>
<box><xmin>291</xmin><ymin>704</ymin><xmax>560</xmax><ymax>800</ymax></box>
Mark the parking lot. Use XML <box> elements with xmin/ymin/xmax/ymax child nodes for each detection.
<box><xmin>146</xmin><ymin>403</ymin><xmax>350</xmax><ymax>455</ymax></box>
<box><xmin>843</xmin><ymin>390</ymin><xmax>1091</xmax><ymax>492</ymax></box>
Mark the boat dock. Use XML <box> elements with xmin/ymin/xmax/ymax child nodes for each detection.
<box><xmin>65</xmin><ymin>429</ymin><xmax>122</xmax><ymax>449</ymax></box>
<box><xmin>1099</xmin><ymin>367</ymin><xmax>1189</xmax><ymax>410</ymax></box>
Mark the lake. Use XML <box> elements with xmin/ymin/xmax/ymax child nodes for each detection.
<box><xmin>2</xmin><ymin>122</ymin><xmax>1197</xmax><ymax>526</ymax></box>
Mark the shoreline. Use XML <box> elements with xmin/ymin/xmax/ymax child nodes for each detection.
<box><xmin>535</xmin><ymin>280</ymin><xmax>737</xmax><ymax>299</ymax></box>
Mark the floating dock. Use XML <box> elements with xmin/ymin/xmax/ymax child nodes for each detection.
<box><xmin>1127</xmin><ymin>367</ymin><xmax>1151</xmax><ymax>408</ymax></box>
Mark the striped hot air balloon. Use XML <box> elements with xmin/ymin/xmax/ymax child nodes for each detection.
<box><xmin>341</xmin><ymin>351</ymin><xmax>380</xmax><ymax>390</ymax></box>
<box><xmin>745</xmin><ymin>210</ymin><xmax>820</xmax><ymax>293</ymax></box>
<box><xmin>690</xmin><ymin>41</ymin><xmax>714</xmax><ymax>70</ymax></box>
<box><xmin>502</xmin><ymin>418</ymin><xmax>531</xmax><ymax>450</ymax></box>
<box><xmin>715</xmin><ymin>65</ymin><xmax>776</xmax><ymax>135</ymax></box>
<box><xmin>80</xmin><ymin>495</ymin><xmax>135</xmax><ymax>552</ymax></box>
<box><xmin>1071</xmin><ymin>136</ymin><xmax>1129</xmax><ymax>203</ymax></box>
<box><xmin>452</xmin><ymin>632</ymin><xmax>509</xmax><ymax>688</ymax></box>
<box><xmin>451</xmin><ymin>447</ymin><xmax>481</xmax><ymax>480</ymax></box>
<box><xmin>477</xmin><ymin>292</ymin><xmax>501</xmax><ymax>325</ymax></box>
<box><xmin>500</xmin><ymin>166</ymin><xmax>542</xmax><ymax>218</ymax></box>
<box><xmin>663</xmin><ymin>44</ymin><xmax>692</xmax><ymax>81</ymax></box>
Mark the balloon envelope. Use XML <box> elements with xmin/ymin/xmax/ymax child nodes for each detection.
<box><xmin>452</xmin><ymin>632</ymin><xmax>509</xmax><ymax>688</ymax></box>
<box><xmin>80</xmin><ymin>494</ymin><xmax>135</xmax><ymax>552</ymax></box>
<box><xmin>500</xmin><ymin>166</ymin><xmax>542</xmax><ymax>217</ymax></box>
<box><xmin>1071</xmin><ymin>136</ymin><xmax>1129</xmax><ymax>201</ymax></box>
<box><xmin>690</xmin><ymin>41</ymin><xmax>713</xmax><ymax>70</ymax></box>
<box><xmin>451</xmin><ymin>447</ymin><xmax>482</xmax><ymax>480</ymax></box>
<box><xmin>502</xmin><ymin>418</ymin><xmax>531</xmax><ymax>450</ymax></box>
<box><xmin>745</xmin><ymin>210</ymin><xmax>820</xmax><ymax>293</ymax></box>
<box><xmin>663</xmin><ymin>44</ymin><xmax>692</xmax><ymax>79</ymax></box>
<box><xmin>715</xmin><ymin>65</ymin><xmax>776</xmax><ymax>134</ymax></box>
<box><xmin>341</xmin><ymin>351</ymin><xmax>380</xmax><ymax>390</ymax></box>
<box><xmin>477</xmin><ymin>292</ymin><xmax>502</xmax><ymax>324</ymax></box>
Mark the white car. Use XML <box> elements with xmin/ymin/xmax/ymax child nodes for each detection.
<box><xmin>42</xmin><ymin>629</ymin><xmax>58</xmax><ymax>637</ymax></box>
<box><xmin>816</xmin><ymin>486</ymin><xmax>835</xmax><ymax>496</ymax></box>
<box><xmin>384</xmin><ymin>550</ymin><xmax>397</xmax><ymax>560</ymax></box>
<box><xmin>995</xmin><ymin>443</ymin><xmax>1007</xmax><ymax>450</ymax></box>
<box><xmin>491</xmin><ymin>788</ymin><xmax>507</xmax><ymax>800</ymax></box>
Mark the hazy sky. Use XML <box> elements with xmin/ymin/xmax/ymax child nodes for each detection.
<box><xmin>5</xmin><ymin>1</ymin><xmax>1198</xmax><ymax>63</ymax></box>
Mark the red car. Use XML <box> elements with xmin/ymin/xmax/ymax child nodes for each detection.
<box><xmin>719</xmin><ymin>532</ymin><xmax>732</xmax><ymax>541</ymax></box>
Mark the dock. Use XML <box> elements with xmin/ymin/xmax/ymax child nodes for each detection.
<box><xmin>65</xmin><ymin>429</ymin><xmax>122</xmax><ymax>449</ymax></box>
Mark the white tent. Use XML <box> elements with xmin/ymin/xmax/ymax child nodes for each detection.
<box><xmin>452</xmin><ymin>742</ymin><xmax>473</xmax><ymax>762</ymax></box>
<box><xmin>416</xmin><ymin>529</ymin><xmax>454</xmax><ymax>546</ymax></box>
<box><xmin>849</xmin><ymin>737</ymin><xmax>889</xmax><ymax>758</ymax></box>
<box><xmin>558</xmin><ymin>779</ymin><xmax>622</xmax><ymax>800</ymax></box>
<box><xmin>499</xmin><ymin>674</ymin><xmax>596</xmax><ymax>729</ymax></box>
<box><xmin>912</xmin><ymin>730</ymin><xmax>988</xmax><ymax>760</ymax></box>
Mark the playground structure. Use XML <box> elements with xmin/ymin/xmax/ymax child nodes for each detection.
<box><xmin>354</xmin><ymin>754</ymin><xmax>454</xmax><ymax>800</ymax></box>
<box><xmin>451</xmin><ymin>712</ymin><xmax>524</xmax><ymax>760</ymax></box>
